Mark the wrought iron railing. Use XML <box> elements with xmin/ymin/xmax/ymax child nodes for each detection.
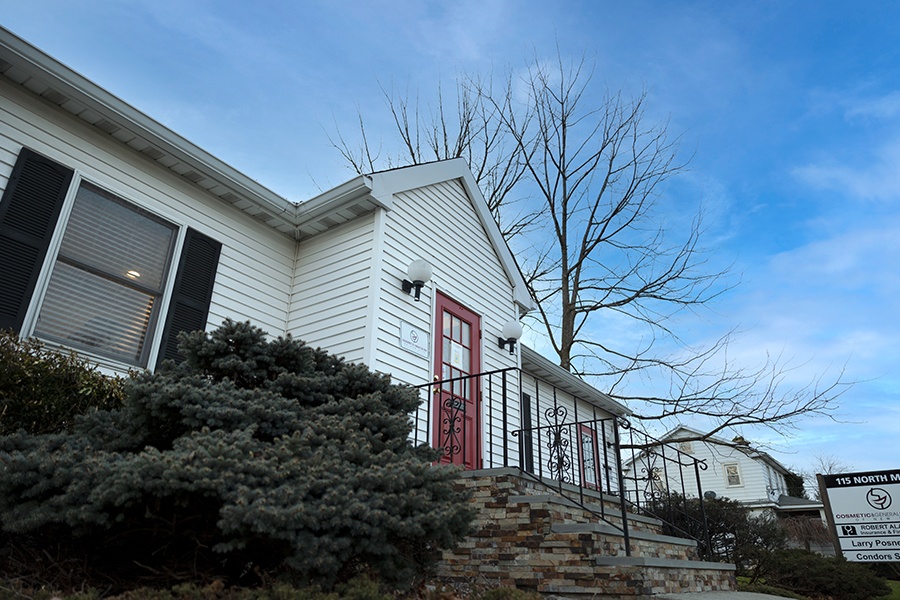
<box><xmin>410</xmin><ymin>368</ymin><xmax>714</xmax><ymax>560</ymax></box>
<box><xmin>618</xmin><ymin>426</ymin><xmax>713</xmax><ymax>558</ymax></box>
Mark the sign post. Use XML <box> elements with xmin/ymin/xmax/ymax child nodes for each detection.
<box><xmin>818</xmin><ymin>469</ymin><xmax>900</xmax><ymax>562</ymax></box>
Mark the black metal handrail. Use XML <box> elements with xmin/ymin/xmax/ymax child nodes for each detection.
<box><xmin>618</xmin><ymin>424</ymin><xmax>713</xmax><ymax>557</ymax></box>
<box><xmin>411</xmin><ymin>368</ymin><xmax>714</xmax><ymax>560</ymax></box>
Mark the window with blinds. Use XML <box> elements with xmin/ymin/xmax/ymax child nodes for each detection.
<box><xmin>33</xmin><ymin>181</ymin><xmax>177</xmax><ymax>366</ymax></box>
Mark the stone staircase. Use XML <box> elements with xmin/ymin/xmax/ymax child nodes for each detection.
<box><xmin>435</xmin><ymin>468</ymin><xmax>735</xmax><ymax>599</ymax></box>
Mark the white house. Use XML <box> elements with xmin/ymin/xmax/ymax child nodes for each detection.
<box><xmin>0</xmin><ymin>27</ymin><xmax>744</xmax><ymax>594</ymax></box>
<box><xmin>0</xmin><ymin>24</ymin><xmax>631</xmax><ymax>479</ymax></box>
<box><xmin>622</xmin><ymin>425</ymin><xmax>825</xmax><ymax>520</ymax></box>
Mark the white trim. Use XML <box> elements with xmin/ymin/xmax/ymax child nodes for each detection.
<box><xmin>363</xmin><ymin>206</ymin><xmax>388</xmax><ymax>368</ymax></box>
<box><xmin>19</xmin><ymin>169</ymin><xmax>80</xmax><ymax>338</ymax></box>
<box><xmin>147</xmin><ymin>224</ymin><xmax>188</xmax><ymax>367</ymax></box>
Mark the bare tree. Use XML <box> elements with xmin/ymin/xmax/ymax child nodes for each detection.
<box><xmin>802</xmin><ymin>453</ymin><xmax>854</xmax><ymax>500</ymax></box>
<box><xmin>329</xmin><ymin>80</ymin><xmax>535</xmax><ymax>239</ymax></box>
<box><xmin>331</xmin><ymin>52</ymin><xmax>847</xmax><ymax>438</ymax></box>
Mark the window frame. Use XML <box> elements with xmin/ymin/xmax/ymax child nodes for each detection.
<box><xmin>724</xmin><ymin>462</ymin><xmax>743</xmax><ymax>488</ymax></box>
<box><xmin>21</xmin><ymin>171</ymin><xmax>187</xmax><ymax>371</ymax></box>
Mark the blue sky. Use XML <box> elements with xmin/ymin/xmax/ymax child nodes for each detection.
<box><xmin>3</xmin><ymin>0</ymin><xmax>899</xmax><ymax>478</ymax></box>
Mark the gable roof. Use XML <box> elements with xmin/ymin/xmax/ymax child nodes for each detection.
<box><xmin>658</xmin><ymin>425</ymin><xmax>793</xmax><ymax>474</ymax></box>
<box><xmin>0</xmin><ymin>26</ymin><xmax>534</xmax><ymax>314</ymax></box>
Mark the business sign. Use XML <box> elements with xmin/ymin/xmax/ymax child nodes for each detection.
<box><xmin>819</xmin><ymin>469</ymin><xmax>900</xmax><ymax>562</ymax></box>
<box><xmin>399</xmin><ymin>321</ymin><xmax>429</xmax><ymax>358</ymax></box>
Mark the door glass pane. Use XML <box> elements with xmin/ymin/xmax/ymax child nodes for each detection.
<box><xmin>451</xmin><ymin>315</ymin><xmax>461</xmax><ymax>342</ymax></box>
<box><xmin>581</xmin><ymin>431</ymin><xmax>596</xmax><ymax>485</ymax></box>
<box><xmin>462</xmin><ymin>321</ymin><xmax>470</xmax><ymax>346</ymax></box>
<box><xmin>443</xmin><ymin>311</ymin><xmax>451</xmax><ymax>337</ymax></box>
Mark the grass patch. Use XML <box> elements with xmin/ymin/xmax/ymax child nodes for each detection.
<box><xmin>736</xmin><ymin>577</ymin><xmax>811</xmax><ymax>600</ymax></box>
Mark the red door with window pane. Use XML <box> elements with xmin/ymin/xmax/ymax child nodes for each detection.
<box><xmin>433</xmin><ymin>292</ymin><xmax>481</xmax><ymax>469</ymax></box>
<box><xmin>578</xmin><ymin>424</ymin><xmax>600</xmax><ymax>490</ymax></box>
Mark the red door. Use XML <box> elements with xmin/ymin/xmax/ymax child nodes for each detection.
<box><xmin>578</xmin><ymin>424</ymin><xmax>600</xmax><ymax>490</ymax></box>
<box><xmin>433</xmin><ymin>292</ymin><xmax>481</xmax><ymax>469</ymax></box>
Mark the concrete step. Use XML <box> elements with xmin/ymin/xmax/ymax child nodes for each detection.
<box><xmin>508</xmin><ymin>492</ymin><xmax>666</xmax><ymax>534</ymax></box>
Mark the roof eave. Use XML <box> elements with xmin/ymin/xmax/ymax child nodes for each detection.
<box><xmin>0</xmin><ymin>25</ymin><xmax>294</xmax><ymax>228</ymax></box>
<box><xmin>521</xmin><ymin>345</ymin><xmax>631</xmax><ymax>417</ymax></box>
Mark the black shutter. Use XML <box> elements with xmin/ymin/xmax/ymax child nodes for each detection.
<box><xmin>155</xmin><ymin>228</ymin><xmax>221</xmax><ymax>368</ymax></box>
<box><xmin>0</xmin><ymin>148</ymin><xmax>73</xmax><ymax>332</ymax></box>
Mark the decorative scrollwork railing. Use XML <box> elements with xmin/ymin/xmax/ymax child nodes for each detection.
<box><xmin>411</xmin><ymin>367</ymin><xmax>715</xmax><ymax>560</ymax></box>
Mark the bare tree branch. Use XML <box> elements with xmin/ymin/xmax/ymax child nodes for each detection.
<box><xmin>329</xmin><ymin>50</ymin><xmax>847</xmax><ymax>441</ymax></box>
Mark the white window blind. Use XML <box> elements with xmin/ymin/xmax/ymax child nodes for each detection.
<box><xmin>34</xmin><ymin>181</ymin><xmax>177</xmax><ymax>365</ymax></box>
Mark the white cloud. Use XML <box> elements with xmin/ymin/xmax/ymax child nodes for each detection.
<box><xmin>793</xmin><ymin>139</ymin><xmax>900</xmax><ymax>202</ymax></box>
<box><xmin>844</xmin><ymin>91</ymin><xmax>900</xmax><ymax>120</ymax></box>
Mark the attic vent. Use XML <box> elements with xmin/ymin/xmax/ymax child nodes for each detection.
<box><xmin>141</xmin><ymin>147</ymin><xmax>165</xmax><ymax>160</ymax></box>
<box><xmin>317</xmin><ymin>216</ymin><xmax>338</xmax><ymax>228</ymax></box>
<box><xmin>182</xmin><ymin>170</ymin><xmax>204</xmax><ymax>183</ymax></box>
<box><xmin>93</xmin><ymin>118</ymin><xmax>120</xmax><ymax>134</ymax></box>
<box><xmin>348</xmin><ymin>203</ymin><xmax>369</xmax><ymax>216</ymax></box>
<box><xmin>221</xmin><ymin>192</ymin><xmax>240</xmax><ymax>203</ymax></box>
<box><xmin>41</xmin><ymin>88</ymin><xmax>68</xmax><ymax>105</ymax></box>
<box><xmin>678</xmin><ymin>441</ymin><xmax>694</xmax><ymax>454</ymax></box>
<box><xmin>0</xmin><ymin>58</ymin><xmax>10</xmax><ymax>73</ymax></box>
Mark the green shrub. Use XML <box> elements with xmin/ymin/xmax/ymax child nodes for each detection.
<box><xmin>760</xmin><ymin>549</ymin><xmax>891</xmax><ymax>600</ymax></box>
<box><xmin>647</xmin><ymin>493</ymin><xmax>787</xmax><ymax>575</ymax></box>
<box><xmin>0</xmin><ymin>320</ymin><xmax>472</xmax><ymax>592</ymax></box>
<box><xmin>0</xmin><ymin>331</ymin><xmax>125</xmax><ymax>435</ymax></box>
<box><xmin>475</xmin><ymin>588</ymin><xmax>542</xmax><ymax>600</ymax></box>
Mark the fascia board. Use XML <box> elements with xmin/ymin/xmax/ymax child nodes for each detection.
<box><xmin>521</xmin><ymin>345</ymin><xmax>631</xmax><ymax>417</ymax></box>
<box><xmin>0</xmin><ymin>26</ymin><xmax>293</xmax><ymax>217</ymax></box>
<box><xmin>292</xmin><ymin>175</ymin><xmax>389</xmax><ymax>221</ymax></box>
<box><xmin>457</xmin><ymin>165</ymin><xmax>535</xmax><ymax>313</ymax></box>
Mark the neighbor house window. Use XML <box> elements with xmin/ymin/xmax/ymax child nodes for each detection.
<box><xmin>32</xmin><ymin>181</ymin><xmax>177</xmax><ymax>366</ymax></box>
<box><xmin>724</xmin><ymin>463</ymin><xmax>743</xmax><ymax>487</ymax></box>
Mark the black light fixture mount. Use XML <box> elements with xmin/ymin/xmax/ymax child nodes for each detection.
<box><xmin>402</xmin><ymin>258</ymin><xmax>433</xmax><ymax>301</ymax></box>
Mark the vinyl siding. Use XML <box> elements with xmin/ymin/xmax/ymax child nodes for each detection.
<box><xmin>287</xmin><ymin>213</ymin><xmax>376</xmax><ymax>364</ymax></box>
<box><xmin>375</xmin><ymin>178</ymin><xmax>522</xmax><ymax>466</ymax></box>
<box><xmin>520</xmin><ymin>374</ymin><xmax>619</xmax><ymax>491</ymax></box>
<box><xmin>0</xmin><ymin>77</ymin><xmax>295</xmax><ymax>366</ymax></box>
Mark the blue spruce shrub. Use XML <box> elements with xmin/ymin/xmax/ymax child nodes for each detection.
<box><xmin>0</xmin><ymin>320</ymin><xmax>472</xmax><ymax>589</ymax></box>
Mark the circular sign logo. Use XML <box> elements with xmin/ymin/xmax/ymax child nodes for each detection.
<box><xmin>866</xmin><ymin>488</ymin><xmax>892</xmax><ymax>510</ymax></box>
<box><xmin>409</xmin><ymin>330</ymin><xmax>419</xmax><ymax>343</ymax></box>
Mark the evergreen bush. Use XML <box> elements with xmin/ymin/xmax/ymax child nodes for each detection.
<box><xmin>0</xmin><ymin>320</ymin><xmax>472</xmax><ymax>591</ymax></box>
<box><xmin>0</xmin><ymin>331</ymin><xmax>125</xmax><ymax>435</ymax></box>
<box><xmin>647</xmin><ymin>493</ymin><xmax>787</xmax><ymax>574</ymax></box>
<box><xmin>760</xmin><ymin>549</ymin><xmax>891</xmax><ymax>600</ymax></box>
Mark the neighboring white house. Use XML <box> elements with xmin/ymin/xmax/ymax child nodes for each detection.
<box><xmin>622</xmin><ymin>425</ymin><xmax>826</xmax><ymax>520</ymax></box>
<box><xmin>0</xmin><ymin>25</ymin><xmax>630</xmax><ymax>480</ymax></box>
